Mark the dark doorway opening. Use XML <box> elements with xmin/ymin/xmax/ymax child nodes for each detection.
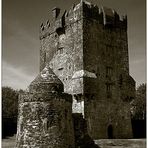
<box><xmin>108</xmin><ymin>125</ymin><xmax>113</xmax><ymax>139</ymax></box>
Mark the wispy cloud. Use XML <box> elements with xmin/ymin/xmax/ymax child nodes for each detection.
<box><xmin>2</xmin><ymin>61</ymin><xmax>35</xmax><ymax>90</ymax></box>
<box><xmin>130</xmin><ymin>58</ymin><xmax>145</xmax><ymax>65</ymax></box>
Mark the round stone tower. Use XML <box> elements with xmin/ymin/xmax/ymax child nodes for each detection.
<box><xmin>16</xmin><ymin>65</ymin><xmax>75</xmax><ymax>148</ymax></box>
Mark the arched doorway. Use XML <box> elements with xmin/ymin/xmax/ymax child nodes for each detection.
<box><xmin>108</xmin><ymin>125</ymin><xmax>113</xmax><ymax>139</ymax></box>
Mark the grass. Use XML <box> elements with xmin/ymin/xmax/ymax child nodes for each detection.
<box><xmin>2</xmin><ymin>135</ymin><xmax>16</xmax><ymax>148</ymax></box>
<box><xmin>95</xmin><ymin>139</ymin><xmax>146</xmax><ymax>148</ymax></box>
<box><xmin>2</xmin><ymin>135</ymin><xmax>146</xmax><ymax>148</ymax></box>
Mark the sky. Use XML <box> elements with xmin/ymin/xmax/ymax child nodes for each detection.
<box><xmin>2</xmin><ymin>0</ymin><xmax>146</xmax><ymax>90</ymax></box>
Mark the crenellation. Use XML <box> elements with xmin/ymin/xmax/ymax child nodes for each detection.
<box><xmin>40</xmin><ymin>1</ymin><xmax>127</xmax><ymax>40</ymax></box>
<box><xmin>52</xmin><ymin>7</ymin><xmax>61</xmax><ymax>19</ymax></box>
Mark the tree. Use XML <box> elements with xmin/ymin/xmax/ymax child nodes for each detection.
<box><xmin>2</xmin><ymin>86</ymin><xmax>19</xmax><ymax>138</ymax></box>
<box><xmin>131</xmin><ymin>83</ymin><xmax>146</xmax><ymax>120</ymax></box>
<box><xmin>2</xmin><ymin>86</ymin><xmax>18</xmax><ymax>118</ymax></box>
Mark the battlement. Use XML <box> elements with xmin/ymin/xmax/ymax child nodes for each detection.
<box><xmin>83</xmin><ymin>3</ymin><xmax>127</xmax><ymax>27</ymax></box>
<box><xmin>39</xmin><ymin>0</ymin><xmax>127</xmax><ymax>39</ymax></box>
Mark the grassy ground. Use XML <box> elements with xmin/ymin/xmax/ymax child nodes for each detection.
<box><xmin>2</xmin><ymin>135</ymin><xmax>146</xmax><ymax>148</ymax></box>
<box><xmin>2</xmin><ymin>135</ymin><xmax>16</xmax><ymax>148</ymax></box>
<box><xmin>95</xmin><ymin>139</ymin><xmax>146</xmax><ymax>148</ymax></box>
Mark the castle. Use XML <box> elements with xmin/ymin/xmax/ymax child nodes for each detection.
<box><xmin>16</xmin><ymin>1</ymin><xmax>135</xmax><ymax>147</ymax></box>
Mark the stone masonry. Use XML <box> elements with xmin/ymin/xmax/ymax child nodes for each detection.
<box><xmin>16</xmin><ymin>0</ymin><xmax>136</xmax><ymax>147</ymax></box>
<box><xmin>15</xmin><ymin>66</ymin><xmax>75</xmax><ymax>148</ymax></box>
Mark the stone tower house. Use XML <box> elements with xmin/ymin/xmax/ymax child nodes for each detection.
<box><xmin>16</xmin><ymin>0</ymin><xmax>136</xmax><ymax>147</ymax></box>
<box><xmin>39</xmin><ymin>0</ymin><xmax>135</xmax><ymax>139</ymax></box>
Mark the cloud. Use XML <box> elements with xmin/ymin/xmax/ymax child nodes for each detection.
<box><xmin>3</xmin><ymin>18</ymin><xmax>40</xmax><ymax>76</ymax></box>
<box><xmin>2</xmin><ymin>61</ymin><xmax>35</xmax><ymax>90</ymax></box>
<box><xmin>130</xmin><ymin>58</ymin><xmax>145</xmax><ymax>65</ymax></box>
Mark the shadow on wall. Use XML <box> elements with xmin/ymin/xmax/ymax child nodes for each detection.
<box><xmin>73</xmin><ymin>113</ymin><xmax>100</xmax><ymax>148</ymax></box>
<box><xmin>2</xmin><ymin>117</ymin><xmax>17</xmax><ymax>139</ymax></box>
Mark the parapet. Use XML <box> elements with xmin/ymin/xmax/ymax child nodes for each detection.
<box><xmin>39</xmin><ymin>0</ymin><xmax>127</xmax><ymax>39</ymax></box>
<box><xmin>83</xmin><ymin>3</ymin><xmax>127</xmax><ymax>28</ymax></box>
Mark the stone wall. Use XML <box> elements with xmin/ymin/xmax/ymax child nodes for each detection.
<box><xmin>40</xmin><ymin>7</ymin><xmax>83</xmax><ymax>94</ymax></box>
<box><xmin>83</xmin><ymin>7</ymin><xmax>135</xmax><ymax>139</ymax></box>
<box><xmin>39</xmin><ymin>3</ymin><xmax>86</xmax><ymax>117</ymax></box>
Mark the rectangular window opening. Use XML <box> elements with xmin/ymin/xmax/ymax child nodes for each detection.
<box><xmin>106</xmin><ymin>83</ymin><xmax>112</xmax><ymax>98</ymax></box>
<box><xmin>106</xmin><ymin>66</ymin><xmax>113</xmax><ymax>77</ymax></box>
